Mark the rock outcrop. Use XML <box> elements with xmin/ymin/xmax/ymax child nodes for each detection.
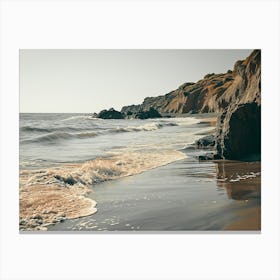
<box><xmin>121</xmin><ymin>71</ymin><xmax>235</xmax><ymax>115</ymax></box>
<box><xmin>133</xmin><ymin>107</ymin><xmax>162</xmax><ymax>119</ymax></box>
<box><xmin>96</xmin><ymin>108</ymin><xmax>125</xmax><ymax>119</ymax></box>
<box><xmin>96</xmin><ymin>50</ymin><xmax>261</xmax><ymax>160</ymax></box>
<box><xmin>215</xmin><ymin>50</ymin><xmax>261</xmax><ymax>160</ymax></box>
<box><xmin>121</xmin><ymin>50</ymin><xmax>261</xmax><ymax>119</ymax></box>
<box><xmin>195</xmin><ymin>135</ymin><xmax>215</xmax><ymax>149</ymax></box>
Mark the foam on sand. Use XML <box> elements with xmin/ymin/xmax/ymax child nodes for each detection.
<box><xmin>19</xmin><ymin>150</ymin><xmax>186</xmax><ymax>231</ymax></box>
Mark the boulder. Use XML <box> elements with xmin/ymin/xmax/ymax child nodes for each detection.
<box><xmin>216</xmin><ymin>102</ymin><xmax>261</xmax><ymax>160</ymax></box>
<box><xmin>197</xmin><ymin>153</ymin><xmax>221</xmax><ymax>161</ymax></box>
<box><xmin>134</xmin><ymin>107</ymin><xmax>162</xmax><ymax>119</ymax></box>
<box><xmin>97</xmin><ymin>108</ymin><xmax>124</xmax><ymax>119</ymax></box>
<box><xmin>195</xmin><ymin>135</ymin><xmax>215</xmax><ymax>149</ymax></box>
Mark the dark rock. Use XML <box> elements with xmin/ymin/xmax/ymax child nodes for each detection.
<box><xmin>215</xmin><ymin>50</ymin><xmax>261</xmax><ymax>160</ymax></box>
<box><xmin>121</xmin><ymin>104</ymin><xmax>140</xmax><ymax>114</ymax></box>
<box><xmin>216</xmin><ymin>103</ymin><xmax>261</xmax><ymax>160</ymax></box>
<box><xmin>97</xmin><ymin>108</ymin><xmax>124</xmax><ymax>119</ymax></box>
<box><xmin>197</xmin><ymin>153</ymin><xmax>221</xmax><ymax>161</ymax></box>
<box><xmin>134</xmin><ymin>107</ymin><xmax>162</xmax><ymax>119</ymax></box>
<box><xmin>195</xmin><ymin>135</ymin><xmax>215</xmax><ymax>149</ymax></box>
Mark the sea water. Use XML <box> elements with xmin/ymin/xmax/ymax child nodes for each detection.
<box><xmin>20</xmin><ymin>113</ymin><xmax>212</xmax><ymax>171</ymax></box>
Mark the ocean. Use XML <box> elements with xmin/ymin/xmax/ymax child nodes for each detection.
<box><xmin>19</xmin><ymin>113</ymin><xmax>212</xmax><ymax>170</ymax></box>
<box><xmin>19</xmin><ymin>113</ymin><xmax>261</xmax><ymax>231</ymax></box>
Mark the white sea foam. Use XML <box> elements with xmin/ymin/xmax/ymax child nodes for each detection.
<box><xmin>19</xmin><ymin>150</ymin><xmax>186</xmax><ymax>230</ymax></box>
<box><xmin>229</xmin><ymin>172</ymin><xmax>261</xmax><ymax>182</ymax></box>
<box><xmin>61</xmin><ymin>115</ymin><xmax>94</xmax><ymax>122</ymax></box>
<box><xmin>169</xmin><ymin>117</ymin><xmax>200</xmax><ymax>125</ymax></box>
<box><xmin>21</xmin><ymin>121</ymin><xmax>181</xmax><ymax>144</ymax></box>
<box><xmin>109</xmin><ymin>122</ymin><xmax>178</xmax><ymax>133</ymax></box>
<box><xmin>19</xmin><ymin>114</ymin><xmax>211</xmax><ymax>230</ymax></box>
<box><xmin>21</xmin><ymin>150</ymin><xmax>186</xmax><ymax>188</ymax></box>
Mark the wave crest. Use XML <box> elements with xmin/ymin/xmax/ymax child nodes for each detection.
<box><xmin>19</xmin><ymin>150</ymin><xmax>186</xmax><ymax>230</ymax></box>
<box><xmin>21</xmin><ymin>121</ymin><xmax>178</xmax><ymax>144</ymax></box>
<box><xmin>21</xmin><ymin>126</ymin><xmax>52</xmax><ymax>133</ymax></box>
<box><xmin>61</xmin><ymin>115</ymin><xmax>94</xmax><ymax>122</ymax></box>
<box><xmin>21</xmin><ymin>131</ymin><xmax>100</xmax><ymax>144</ymax></box>
<box><xmin>20</xmin><ymin>150</ymin><xmax>186</xmax><ymax>188</ymax></box>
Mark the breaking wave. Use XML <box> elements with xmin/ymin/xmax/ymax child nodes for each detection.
<box><xmin>21</xmin><ymin>126</ymin><xmax>53</xmax><ymax>133</ymax></box>
<box><xmin>21</xmin><ymin>125</ymin><xmax>98</xmax><ymax>133</ymax></box>
<box><xmin>20</xmin><ymin>150</ymin><xmax>186</xmax><ymax>188</ymax></box>
<box><xmin>21</xmin><ymin>121</ymin><xmax>179</xmax><ymax>144</ymax></box>
<box><xmin>109</xmin><ymin>122</ymin><xmax>178</xmax><ymax>133</ymax></box>
<box><xmin>21</xmin><ymin>131</ymin><xmax>99</xmax><ymax>144</ymax></box>
<box><xmin>60</xmin><ymin>115</ymin><xmax>95</xmax><ymax>122</ymax></box>
<box><xmin>19</xmin><ymin>150</ymin><xmax>186</xmax><ymax>230</ymax></box>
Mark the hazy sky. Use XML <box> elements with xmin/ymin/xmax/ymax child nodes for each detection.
<box><xmin>20</xmin><ymin>49</ymin><xmax>253</xmax><ymax>113</ymax></box>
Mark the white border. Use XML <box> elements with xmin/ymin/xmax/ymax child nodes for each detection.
<box><xmin>1</xmin><ymin>1</ymin><xmax>280</xmax><ymax>279</ymax></box>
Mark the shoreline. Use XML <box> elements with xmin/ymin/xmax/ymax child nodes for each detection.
<box><xmin>19</xmin><ymin>149</ymin><xmax>187</xmax><ymax>231</ymax></box>
<box><xmin>47</xmin><ymin>154</ymin><xmax>260</xmax><ymax>231</ymax></box>
<box><xmin>19</xmin><ymin>113</ymin><xmax>260</xmax><ymax>232</ymax></box>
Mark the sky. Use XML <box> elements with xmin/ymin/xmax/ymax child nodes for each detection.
<box><xmin>20</xmin><ymin>49</ymin><xmax>253</xmax><ymax>113</ymax></box>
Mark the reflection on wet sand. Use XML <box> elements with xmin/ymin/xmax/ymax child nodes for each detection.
<box><xmin>215</xmin><ymin>161</ymin><xmax>261</xmax><ymax>230</ymax></box>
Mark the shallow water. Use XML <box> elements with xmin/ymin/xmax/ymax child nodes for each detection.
<box><xmin>20</xmin><ymin>113</ymin><xmax>210</xmax><ymax>169</ymax></box>
<box><xmin>48</xmin><ymin>156</ymin><xmax>261</xmax><ymax>231</ymax></box>
<box><xmin>19</xmin><ymin>113</ymin><xmax>261</xmax><ymax>231</ymax></box>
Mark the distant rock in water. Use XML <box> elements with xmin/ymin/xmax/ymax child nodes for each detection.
<box><xmin>97</xmin><ymin>108</ymin><xmax>125</xmax><ymax>119</ymax></box>
<box><xmin>134</xmin><ymin>107</ymin><xmax>162</xmax><ymax>119</ymax></box>
<box><xmin>215</xmin><ymin>50</ymin><xmax>261</xmax><ymax>160</ymax></box>
<box><xmin>197</xmin><ymin>153</ymin><xmax>221</xmax><ymax>161</ymax></box>
<box><xmin>195</xmin><ymin>135</ymin><xmax>215</xmax><ymax>149</ymax></box>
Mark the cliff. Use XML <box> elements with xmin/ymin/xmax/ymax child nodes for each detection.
<box><xmin>122</xmin><ymin>71</ymin><xmax>235</xmax><ymax>115</ymax></box>
<box><xmin>215</xmin><ymin>50</ymin><xmax>261</xmax><ymax>160</ymax></box>
<box><xmin>122</xmin><ymin>50</ymin><xmax>260</xmax><ymax>117</ymax></box>
<box><xmin>121</xmin><ymin>50</ymin><xmax>261</xmax><ymax>161</ymax></box>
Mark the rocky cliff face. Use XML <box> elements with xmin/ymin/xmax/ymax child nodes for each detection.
<box><xmin>122</xmin><ymin>50</ymin><xmax>261</xmax><ymax>160</ymax></box>
<box><xmin>122</xmin><ymin>72</ymin><xmax>235</xmax><ymax>114</ymax></box>
<box><xmin>122</xmin><ymin>50</ymin><xmax>260</xmax><ymax>117</ymax></box>
<box><xmin>215</xmin><ymin>50</ymin><xmax>261</xmax><ymax>160</ymax></box>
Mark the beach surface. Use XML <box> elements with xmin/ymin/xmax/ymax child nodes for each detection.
<box><xmin>19</xmin><ymin>113</ymin><xmax>260</xmax><ymax>231</ymax></box>
<box><xmin>48</xmin><ymin>153</ymin><xmax>261</xmax><ymax>232</ymax></box>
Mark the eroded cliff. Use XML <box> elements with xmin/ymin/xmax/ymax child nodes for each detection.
<box><xmin>215</xmin><ymin>50</ymin><xmax>261</xmax><ymax>160</ymax></box>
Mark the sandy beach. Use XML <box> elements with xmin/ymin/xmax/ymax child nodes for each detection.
<box><xmin>48</xmin><ymin>146</ymin><xmax>261</xmax><ymax>232</ymax></box>
<box><xmin>19</xmin><ymin>112</ymin><xmax>261</xmax><ymax>232</ymax></box>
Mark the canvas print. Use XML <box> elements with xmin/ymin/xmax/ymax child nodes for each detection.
<box><xmin>19</xmin><ymin>49</ymin><xmax>261</xmax><ymax>232</ymax></box>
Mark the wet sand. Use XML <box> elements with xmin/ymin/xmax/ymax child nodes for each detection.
<box><xmin>48</xmin><ymin>151</ymin><xmax>261</xmax><ymax>232</ymax></box>
<box><xmin>19</xmin><ymin>150</ymin><xmax>186</xmax><ymax>230</ymax></box>
<box><xmin>215</xmin><ymin>161</ymin><xmax>261</xmax><ymax>230</ymax></box>
<box><xmin>225</xmin><ymin>207</ymin><xmax>260</xmax><ymax>230</ymax></box>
